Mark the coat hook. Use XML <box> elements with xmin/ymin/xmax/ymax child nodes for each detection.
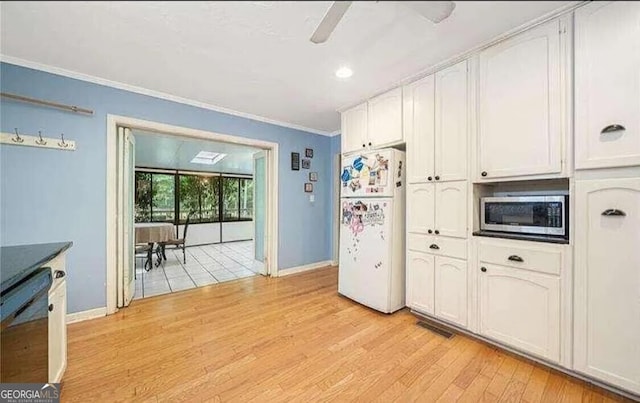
<box><xmin>12</xmin><ymin>128</ymin><xmax>24</xmax><ymax>143</ymax></box>
<box><xmin>58</xmin><ymin>133</ymin><xmax>69</xmax><ymax>148</ymax></box>
<box><xmin>36</xmin><ymin>130</ymin><xmax>47</xmax><ymax>146</ymax></box>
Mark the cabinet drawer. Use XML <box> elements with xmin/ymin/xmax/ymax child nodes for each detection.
<box><xmin>478</xmin><ymin>238</ymin><xmax>562</xmax><ymax>275</ymax></box>
<box><xmin>408</xmin><ymin>234</ymin><xmax>467</xmax><ymax>260</ymax></box>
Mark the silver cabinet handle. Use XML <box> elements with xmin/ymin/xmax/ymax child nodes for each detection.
<box><xmin>602</xmin><ymin>209</ymin><xmax>626</xmax><ymax>217</ymax></box>
<box><xmin>601</xmin><ymin>124</ymin><xmax>626</xmax><ymax>134</ymax></box>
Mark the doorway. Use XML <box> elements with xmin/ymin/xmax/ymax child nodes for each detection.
<box><xmin>106</xmin><ymin>115</ymin><xmax>278</xmax><ymax>313</ymax></box>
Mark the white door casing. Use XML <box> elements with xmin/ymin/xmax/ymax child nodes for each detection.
<box><xmin>252</xmin><ymin>150</ymin><xmax>267</xmax><ymax>275</ymax></box>
<box><xmin>116</xmin><ymin>126</ymin><xmax>135</xmax><ymax>307</ymax></box>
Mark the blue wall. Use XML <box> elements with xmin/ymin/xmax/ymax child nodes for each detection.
<box><xmin>0</xmin><ymin>62</ymin><xmax>335</xmax><ymax>313</ymax></box>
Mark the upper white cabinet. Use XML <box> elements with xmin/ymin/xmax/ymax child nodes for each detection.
<box><xmin>575</xmin><ymin>2</ymin><xmax>640</xmax><ymax>170</ymax></box>
<box><xmin>435</xmin><ymin>60</ymin><xmax>469</xmax><ymax>182</ymax></box>
<box><xmin>341</xmin><ymin>88</ymin><xmax>404</xmax><ymax>154</ymax></box>
<box><xmin>407</xmin><ymin>181</ymin><xmax>467</xmax><ymax>238</ymax></box>
<box><xmin>341</xmin><ymin>102</ymin><xmax>368</xmax><ymax>154</ymax></box>
<box><xmin>368</xmin><ymin>87</ymin><xmax>403</xmax><ymax>147</ymax></box>
<box><xmin>405</xmin><ymin>61</ymin><xmax>468</xmax><ymax>184</ymax></box>
<box><xmin>477</xmin><ymin>18</ymin><xmax>566</xmax><ymax>180</ymax></box>
<box><xmin>405</xmin><ymin>75</ymin><xmax>435</xmax><ymax>184</ymax></box>
<box><xmin>574</xmin><ymin>178</ymin><xmax>640</xmax><ymax>394</ymax></box>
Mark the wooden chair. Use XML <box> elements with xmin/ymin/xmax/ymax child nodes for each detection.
<box><xmin>159</xmin><ymin>211</ymin><xmax>194</xmax><ymax>264</ymax></box>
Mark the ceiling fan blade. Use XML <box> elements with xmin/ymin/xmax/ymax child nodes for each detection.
<box><xmin>402</xmin><ymin>1</ymin><xmax>456</xmax><ymax>24</ymax></box>
<box><xmin>310</xmin><ymin>1</ymin><xmax>353</xmax><ymax>44</ymax></box>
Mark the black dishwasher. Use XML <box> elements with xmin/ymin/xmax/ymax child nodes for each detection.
<box><xmin>0</xmin><ymin>267</ymin><xmax>52</xmax><ymax>383</ymax></box>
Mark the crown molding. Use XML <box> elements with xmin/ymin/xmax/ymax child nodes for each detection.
<box><xmin>0</xmin><ymin>55</ymin><xmax>334</xmax><ymax>137</ymax></box>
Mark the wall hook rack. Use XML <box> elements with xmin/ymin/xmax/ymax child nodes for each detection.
<box><xmin>1</xmin><ymin>128</ymin><xmax>76</xmax><ymax>151</ymax></box>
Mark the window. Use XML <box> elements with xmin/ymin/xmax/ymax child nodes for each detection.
<box><xmin>135</xmin><ymin>170</ymin><xmax>251</xmax><ymax>224</ymax></box>
<box><xmin>240</xmin><ymin>178</ymin><xmax>253</xmax><ymax>220</ymax></box>
<box><xmin>222</xmin><ymin>177</ymin><xmax>240</xmax><ymax>221</ymax></box>
<box><xmin>151</xmin><ymin>174</ymin><xmax>175</xmax><ymax>222</ymax></box>
<box><xmin>178</xmin><ymin>175</ymin><xmax>220</xmax><ymax>224</ymax></box>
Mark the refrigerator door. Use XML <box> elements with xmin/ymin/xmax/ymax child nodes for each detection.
<box><xmin>339</xmin><ymin>197</ymin><xmax>393</xmax><ymax>312</ymax></box>
<box><xmin>340</xmin><ymin>149</ymin><xmax>398</xmax><ymax>198</ymax></box>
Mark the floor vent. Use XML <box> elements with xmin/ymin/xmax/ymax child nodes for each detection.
<box><xmin>417</xmin><ymin>321</ymin><xmax>455</xmax><ymax>339</ymax></box>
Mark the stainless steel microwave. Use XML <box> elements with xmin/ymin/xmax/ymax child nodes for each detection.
<box><xmin>480</xmin><ymin>195</ymin><xmax>568</xmax><ymax>238</ymax></box>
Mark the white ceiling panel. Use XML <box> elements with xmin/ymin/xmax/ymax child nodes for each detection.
<box><xmin>133</xmin><ymin>130</ymin><xmax>260</xmax><ymax>175</ymax></box>
<box><xmin>1</xmin><ymin>1</ymin><xmax>575</xmax><ymax>133</ymax></box>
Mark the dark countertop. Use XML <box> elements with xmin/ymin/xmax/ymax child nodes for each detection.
<box><xmin>472</xmin><ymin>231</ymin><xmax>570</xmax><ymax>245</ymax></box>
<box><xmin>0</xmin><ymin>242</ymin><xmax>72</xmax><ymax>292</ymax></box>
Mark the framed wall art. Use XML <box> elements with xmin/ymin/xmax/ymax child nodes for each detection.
<box><xmin>291</xmin><ymin>152</ymin><xmax>300</xmax><ymax>170</ymax></box>
<box><xmin>305</xmin><ymin>148</ymin><xmax>314</xmax><ymax>158</ymax></box>
<box><xmin>304</xmin><ymin>183</ymin><xmax>313</xmax><ymax>192</ymax></box>
<box><xmin>309</xmin><ymin>172</ymin><xmax>318</xmax><ymax>182</ymax></box>
<box><xmin>302</xmin><ymin>159</ymin><xmax>311</xmax><ymax>169</ymax></box>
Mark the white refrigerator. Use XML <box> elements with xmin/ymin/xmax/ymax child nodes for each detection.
<box><xmin>338</xmin><ymin>148</ymin><xmax>406</xmax><ymax>313</ymax></box>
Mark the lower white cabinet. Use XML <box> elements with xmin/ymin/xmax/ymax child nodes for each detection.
<box><xmin>48</xmin><ymin>276</ymin><xmax>67</xmax><ymax>383</ymax></box>
<box><xmin>478</xmin><ymin>262</ymin><xmax>560</xmax><ymax>363</ymax></box>
<box><xmin>574</xmin><ymin>178</ymin><xmax>640</xmax><ymax>394</ymax></box>
<box><xmin>406</xmin><ymin>251</ymin><xmax>467</xmax><ymax>328</ymax></box>
<box><xmin>434</xmin><ymin>256</ymin><xmax>467</xmax><ymax>328</ymax></box>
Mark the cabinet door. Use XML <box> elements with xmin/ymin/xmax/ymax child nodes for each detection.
<box><xmin>48</xmin><ymin>281</ymin><xmax>67</xmax><ymax>383</ymax></box>
<box><xmin>406</xmin><ymin>251</ymin><xmax>435</xmax><ymax>315</ymax></box>
<box><xmin>479</xmin><ymin>263</ymin><xmax>560</xmax><ymax>363</ymax></box>
<box><xmin>407</xmin><ymin>184</ymin><xmax>435</xmax><ymax>235</ymax></box>
<box><xmin>435</xmin><ymin>60</ymin><xmax>468</xmax><ymax>182</ymax></box>
<box><xmin>478</xmin><ymin>19</ymin><xmax>563</xmax><ymax>179</ymax></box>
<box><xmin>404</xmin><ymin>76</ymin><xmax>435</xmax><ymax>183</ymax></box>
<box><xmin>574</xmin><ymin>178</ymin><xmax>640</xmax><ymax>393</ymax></box>
<box><xmin>434</xmin><ymin>181</ymin><xmax>467</xmax><ymax>239</ymax></box>
<box><xmin>575</xmin><ymin>2</ymin><xmax>640</xmax><ymax>169</ymax></box>
<box><xmin>434</xmin><ymin>256</ymin><xmax>467</xmax><ymax>328</ymax></box>
<box><xmin>341</xmin><ymin>102</ymin><xmax>368</xmax><ymax>154</ymax></box>
<box><xmin>368</xmin><ymin>87</ymin><xmax>403</xmax><ymax>147</ymax></box>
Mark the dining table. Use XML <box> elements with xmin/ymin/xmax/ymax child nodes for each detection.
<box><xmin>134</xmin><ymin>222</ymin><xmax>175</xmax><ymax>269</ymax></box>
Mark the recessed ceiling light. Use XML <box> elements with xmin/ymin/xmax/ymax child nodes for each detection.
<box><xmin>191</xmin><ymin>151</ymin><xmax>227</xmax><ymax>165</ymax></box>
<box><xmin>335</xmin><ymin>66</ymin><xmax>353</xmax><ymax>79</ymax></box>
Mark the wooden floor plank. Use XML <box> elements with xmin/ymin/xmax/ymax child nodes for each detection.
<box><xmin>60</xmin><ymin>267</ymin><xmax>629</xmax><ymax>402</ymax></box>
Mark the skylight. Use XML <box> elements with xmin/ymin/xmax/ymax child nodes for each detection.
<box><xmin>191</xmin><ymin>151</ymin><xmax>227</xmax><ymax>165</ymax></box>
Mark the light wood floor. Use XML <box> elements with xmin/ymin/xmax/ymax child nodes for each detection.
<box><xmin>63</xmin><ymin>267</ymin><xmax>629</xmax><ymax>402</ymax></box>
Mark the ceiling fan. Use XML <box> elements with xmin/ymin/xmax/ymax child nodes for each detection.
<box><xmin>310</xmin><ymin>1</ymin><xmax>456</xmax><ymax>44</ymax></box>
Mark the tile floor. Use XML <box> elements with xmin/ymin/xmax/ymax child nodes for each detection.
<box><xmin>134</xmin><ymin>240</ymin><xmax>257</xmax><ymax>299</ymax></box>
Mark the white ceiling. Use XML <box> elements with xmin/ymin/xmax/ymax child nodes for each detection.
<box><xmin>1</xmin><ymin>1</ymin><xmax>574</xmax><ymax>134</ymax></box>
<box><xmin>133</xmin><ymin>130</ymin><xmax>260</xmax><ymax>175</ymax></box>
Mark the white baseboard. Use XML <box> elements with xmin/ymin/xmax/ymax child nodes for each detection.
<box><xmin>66</xmin><ymin>307</ymin><xmax>107</xmax><ymax>324</ymax></box>
<box><xmin>278</xmin><ymin>260</ymin><xmax>334</xmax><ymax>277</ymax></box>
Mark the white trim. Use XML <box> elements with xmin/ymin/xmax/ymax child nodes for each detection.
<box><xmin>278</xmin><ymin>260</ymin><xmax>334</xmax><ymax>277</ymax></box>
<box><xmin>106</xmin><ymin>114</ymin><xmax>279</xmax><ymax>314</ymax></box>
<box><xmin>337</xmin><ymin>1</ymin><xmax>587</xmax><ymax>112</ymax></box>
<box><xmin>66</xmin><ymin>307</ymin><xmax>106</xmax><ymax>324</ymax></box>
<box><xmin>0</xmin><ymin>55</ymin><xmax>333</xmax><ymax>137</ymax></box>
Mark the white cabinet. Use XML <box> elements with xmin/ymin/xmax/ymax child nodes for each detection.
<box><xmin>575</xmin><ymin>2</ymin><xmax>640</xmax><ymax>169</ymax></box>
<box><xmin>435</xmin><ymin>60</ymin><xmax>468</xmax><ymax>182</ymax></box>
<box><xmin>434</xmin><ymin>181</ymin><xmax>467</xmax><ymax>239</ymax></box>
<box><xmin>404</xmin><ymin>75</ymin><xmax>435</xmax><ymax>184</ymax></box>
<box><xmin>341</xmin><ymin>102</ymin><xmax>368</xmax><ymax>154</ymax></box>
<box><xmin>405</xmin><ymin>61</ymin><xmax>468</xmax><ymax>184</ymax></box>
<box><xmin>406</xmin><ymin>184</ymin><xmax>435</xmax><ymax>235</ymax></box>
<box><xmin>477</xmin><ymin>18</ymin><xmax>565</xmax><ymax>180</ymax></box>
<box><xmin>406</xmin><ymin>251</ymin><xmax>435</xmax><ymax>315</ymax></box>
<box><xmin>479</xmin><ymin>263</ymin><xmax>560</xmax><ymax>363</ymax></box>
<box><xmin>434</xmin><ymin>256</ymin><xmax>467</xmax><ymax>328</ymax></box>
<box><xmin>48</xmin><ymin>278</ymin><xmax>67</xmax><ymax>383</ymax></box>
<box><xmin>407</xmin><ymin>181</ymin><xmax>467</xmax><ymax>238</ymax></box>
<box><xmin>406</xmin><ymin>251</ymin><xmax>467</xmax><ymax>328</ymax></box>
<box><xmin>368</xmin><ymin>87</ymin><xmax>403</xmax><ymax>147</ymax></box>
<box><xmin>574</xmin><ymin>178</ymin><xmax>640</xmax><ymax>394</ymax></box>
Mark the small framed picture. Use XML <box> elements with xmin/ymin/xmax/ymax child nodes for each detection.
<box><xmin>304</xmin><ymin>183</ymin><xmax>313</xmax><ymax>193</ymax></box>
<box><xmin>291</xmin><ymin>152</ymin><xmax>300</xmax><ymax>171</ymax></box>
<box><xmin>302</xmin><ymin>159</ymin><xmax>311</xmax><ymax>169</ymax></box>
<box><xmin>305</xmin><ymin>148</ymin><xmax>314</xmax><ymax>158</ymax></box>
<box><xmin>309</xmin><ymin>172</ymin><xmax>318</xmax><ymax>182</ymax></box>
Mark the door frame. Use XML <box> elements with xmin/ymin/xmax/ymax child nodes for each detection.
<box><xmin>106</xmin><ymin>114</ymin><xmax>279</xmax><ymax>314</ymax></box>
